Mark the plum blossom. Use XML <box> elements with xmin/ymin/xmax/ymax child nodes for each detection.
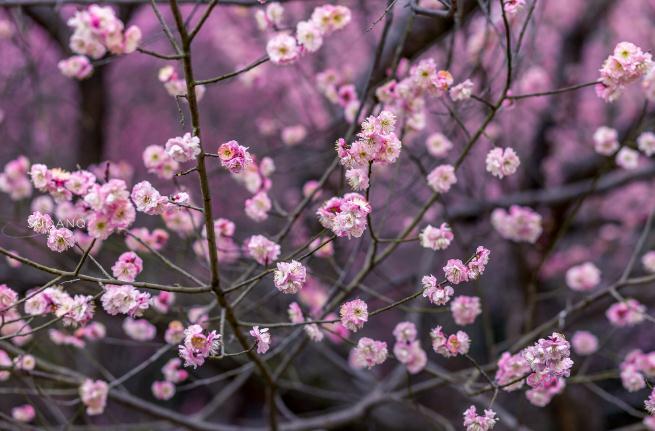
<box><xmin>522</xmin><ymin>332</ymin><xmax>573</xmax><ymax>390</ymax></box>
<box><xmin>165</xmin><ymin>321</ymin><xmax>185</xmax><ymax>345</ymax></box>
<box><xmin>131</xmin><ymin>181</ymin><xmax>167</xmax><ymax>215</ymax></box>
<box><xmin>101</xmin><ymin>284</ymin><xmax>150</xmax><ymax>317</ymax></box>
<box><xmin>58</xmin><ymin>55</ymin><xmax>93</xmax><ymax>80</ymax></box>
<box><xmin>218</xmin><ymin>140</ymin><xmax>253</xmax><ymax>174</ymax></box>
<box><xmin>165</xmin><ymin>133</ymin><xmax>201</xmax><ymax>163</ymax></box>
<box><xmin>11</xmin><ymin>404</ymin><xmax>35</xmax><ymax>423</ymax></box>
<box><xmin>450</xmin><ymin>79</ymin><xmax>474</xmax><ymax>101</ymax></box>
<box><xmin>450</xmin><ymin>296</ymin><xmax>481</xmax><ymax>326</ymax></box>
<box><xmin>606</xmin><ymin>299</ymin><xmax>646</xmax><ymax>327</ymax></box>
<box><xmin>345</xmin><ymin>167</ymin><xmax>369</xmax><ymax>191</ymax></box>
<box><xmin>419</xmin><ymin>223</ymin><xmax>453</xmax><ymax>250</ymax></box>
<box><xmin>245</xmin><ymin>191</ymin><xmax>271</xmax><ymax>222</ymax></box>
<box><xmin>637</xmin><ymin>131</ymin><xmax>655</xmax><ymax>156</ymax></box>
<box><xmin>645</xmin><ymin>388</ymin><xmax>655</xmax><ymax>415</ymax></box>
<box><xmin>593</xmin><ymin>126</ymin><xmax>619</xmax><ymax>155</ymax></box>
<box><xmin>274</xmin><ymin>260</ymin><xmax>306</xmax><ymax>294</ymax></box>
<box><xmin>430</xmin><ymin>326</ymin><xmax>470</xmax><ymax>357</ymax></box>
<box><xmin>643</xmin><ymin>251</ymin><xmax>655</xmax><ymax>273</ymax></box>
<box><xmin>267</xmin><ymin>34</ymin><xmax>299</xmax><ymax>65</ymax></box>
<box><xmin>427</xmin><ymin>164</ymin><xmax>457</xmax><ymax>193</ymax></box>
<box><xmin>67</xmin><ymin>5</ymin><xmax>141</xmax><ymax>58</ymax></box>
<box><xmin>462</xmin><ymin>405</ymin><xmax>498</xmax><ymax>431</ymax></box>
<box><xmin>281</xmin><ymin>125</ymin><xmax>307</xmax><ymax>146</ymax></box>
<box><xmin>123</xmin><ymin>318</ymin><xmax>156</xmax><ymax>341</ymax></box>
<box><xmin>491</xmin><ymin>205</ymin><xmax>542</xmax><ymax>243</ymax></box>
<box><xmin>47</xmin><ymin>227</ymin><xmax>76</xmax><ymax>252</ymax></box>
<box><xmin>178</xmin><ymin>324</ymin><xmax>221</xmax><ymax>368</ymax></box>
<box><xmin>495</xmin><ymin>351</ymin><xmax>530</xmax><ymax>391</ymax></box>
<box><xmin>485</xmin><ymin>147</ymin><xmax>520</xmax><ymax>178</ymax></box>
<box><xmin>596</xmin><ymin>41</ymin><xmax>652</xmax><ymax>102</ymax></box>
<box><xmin>111</xmin><ymin>251</ymin><xmax>143</xmax><ymax>282</ymax></box>
<box><xmin>79</xmin><ymin>379</ymin><xmax>108</xmax><ymax>416</ymax></box>
<box><xmin>250</xmin><ymin>326</ymin><xmax>271</xmax><ymax>354</ymax></box>
<box><xmin>425</xmin><ymin>132</ymin><xmax>453</xmax><ymax>157</ymax></box>
<box><xmin>443</xmin><ymin>259</ymin><xmax>469</xmax><ymax>285</ymax></box>
<box><xmin>571</xmin><ymin>331</ymin><xmax>599</xmax><ymax>356</ymax></box>
<box><xmin>336</xmin><ymin>111</ymin><xmax>402</xmax><ymax>168</ymax></box>
<box><xmin>616</xmin><ymin>147</ymin><xmax>640</xmax><ymax>170</ymax></box>
<box><xmin>152</xmin><ymin>380</ymin><xmax>175</xmax><ymax>400</ymax></box>
<box><xmin>316</xmin><ymin>193</ymin><xmax>371</xmax><ymax>238</ymax></box>
<box><xmin>421</xmin><ymin>275</ymin><xmax>454</xmax><ymax>306</ymax></box>
<box><xmin>340</xmin><ymin>299</ymin><xmax>368</xmax><ymax>332</ymax></box>
<box><xmin>244</xmin><ymin>235</ymin><xmax>280</xmax><ymax>265</ymax></box>
<box><xmin>27</xmin><ymin>211</ymin><xmax>53</xmax><ymax>234</ymax></box>
<box><xmin>350</xmin><ymin>337</ymin><xmax>388</xmax><ymax>369</ymax></box>
<box><xmin>565</xmin><ymin>262</ymin><xmax>601</xmax><ymax>291</ymax></box>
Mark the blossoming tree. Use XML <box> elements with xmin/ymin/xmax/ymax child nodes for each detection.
<box><xmin>0</xmin><ymin>0</ymin><xmax>655</xmax><ymax>429</ymax></box>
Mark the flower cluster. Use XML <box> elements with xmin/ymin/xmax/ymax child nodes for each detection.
<box><xmin>462</xmin><ymin>405</ymin><xmax>498</xmax><ymax>431</ymax></box>
<box><xmin>58</xmin><ymin>55</ymin><xmax>93</xmax><ymax>80</ymax></box>
<box><xmin>245</xmin><ymin>191</ymin><xmax>272</xmax><ymax>222</ymax></box>
<box><xmin>244</xmin><ymin>235</ymin><xmax>280</xmax><ymax>265</ymax></box>
<box><xmin>274</xmin><ymin>260</ymin><xmax>307</xmax><ymax>294</ymax></box>
<box><xmin>419</xmin><ymin>223</ymin><xmax>453</xmax><ymax>251</ymax></box>
<box><xmin>250</xmin><ymin>326</ymin><xmax>271</xmax><ymax>354</ymax></box>
<box><xmin>178</xmin><ymin>324</ymin><xmax>221</xmax><ymax>368</ymax></box>
<box><xmin>67</xmin><ymin>5</ymin><xmax>141</xmax><ymax>59</ymax></box>
<box><xmin>618</xmin><ymin>349</ymin><xmax>653</xmax><ymax>392</ymax></box>
<box><xmin>593</xmin><ymin>126</ymin><xmax>619</xmax><ymax>155</ymax></box>
<box><xmin>427</xmin><ymin>164</ymin><xmax>457</xmax><ymax>193</ymax></box>
<box><xmin>265</xmin><ymin>4</ymin><xmax>351</xmax><ymax>65</ymax></box>
<box><xmin>218</xmin><ymin>140</ymin><xmax>254</xmax><ymax>174</ymax></box>
<box><xmin>127</xmin><ymin>228</ymin><xmax>168</xmax><ymax>253</ymax></box>
<box><xmin>100</xmin><ymin>284</ymin><xmax>150</xmax><ymax>317</ymax></box>
<box><xmin>123</xmin><ymin>317</ymin><xmax>156</xmax><ymax>341</ymax></box>
<box><xmin>288</xmin><ymin>302</ymin><xmax>324</xmax><ymax>342</ymax></box>
<box><xmin>392</xmin><ymin>322</ymin><xmax>427</xmax><ymax>374</ymax></box>
<box><xmin>571</xmin><ymin>330</ymin><xmax>599</xmax><ymax>356</ymax></box>
<box><xmin>495</xmin><ymin>351</ymin><xmax>531</xmax><ymax>392</ymax></box>
<box><xmin>606</xmin><ymin>299</ymin><xmax>646</xmax><ymax>327</ymax></box>
<box><xmin>450</xmin><ymin>79</ymin><xmax>474</xmax><ymax>101</ymax></box>
<box><xmin>340</xmin><ymin>299</ymin><xmax>368</xmax><ymax>332</ymax></box>
<box><xmin>336</xmin><ymin>111</ymin><xmax>402</xmax><ymax>177</ymax></box>
<box><xmin>638</xmin><ymin>132</ymin><xmax>655</xmax><ymax>157</ymax></box>
<box><xmin>565</xmin><ymin>262</ymin><xmax>601</xmax><ymax>291</ymax></box>
<box><xmin>158</xmin><ymin>66</ymin><xmax>206</xmax><ymax>101</ymax></box>
<box><xmin>430</xmin><ymin>326</ymin><xmax>470</xmax><ymax>357</ymax></box>
<box><xmin>522</xmin><ymin>332</ymin><xmax>573</xmax><ymax>391</ymax></box>
<box><xmin>11</xmin><ymin>404</ymin><xmax>35</xmax><ymax>423</ymax></box>
<box><xmin>425</xmin><ymin>132</ymin><xmax>453</xmax><ymax>158</ymax></box>
<box><xmin>316</xmin><ymin>69</ymin><xmax>360</xmax><ymax>123</ymax></box>
<box><xmin>596</xmin><ymin>41</ymin><xmax>652</xmax><ymax>102</ymax></box>
<box><xmin>165</xmin><ymin>133</ymin><xmax>201</xmax><ymax>163</ymax></box>
<box><xmin>450</xmin><ymin>296</ymin><xmax>481</xmax><ymax>326</ymax></box>
<box><xmin>111</xmin><ymin>251</ymin><xmax>143</xmax><ymax>282</ymax></box>
<box><xmin>491</xmin><ymin>205</ymin><xmax>542</xmax><ymax>243</ymax></box>
<box><xmin>485</xmin><ymin>147</ymin><xmax>520</xmax><ymax>179</ymax></box>
<box><xmin>24</xmin><ymin>285</ymin><xmax>94</xmax><ymax>327</ymax></box>
<box><xmin>316</xmin><ymin>193</ymin><xmax>371</xmax><ymax>238</ymax></box>
<box><xmin>422</xmin><ymin>274</ymin><xmax>454</xmax><ymax>306</ymax></box>
<box><xmin>0</xmin><ymin>156</ymin><xmax>31</xmax><ymax>200</ymax></box>
<box><xmin>350</xmin><ymin>337</ymin><xmax>388</xmax><ymax>369</ymax></box>
<box><xmin>79</xmin><ymin>379</ymin><xmax>109</xmax><ymax>416</ymax></box>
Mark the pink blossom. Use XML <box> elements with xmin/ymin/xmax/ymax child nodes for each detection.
<box><xmin>621</xmin><ymin>366</ymin><xmax>646</xmax><ymax>392</ymax></box>
<box><xmin>345</xmin><ymin>168</ymin><xmax>369</xmax><ymax>191</ymax></box>
<box><xmin>645</xmin><ymin>388</ymin><xmax>655</xmax><ymax>415</ymax></box>
<box><xmin>152</xmin><ymin>380</ymin><xmax>176</xmax><ymax>400</ymax></box>
<box><xmin>336</xmin><ymin>111</ymin><xmax>402</xmax><ymax>168</ymax></box>
<box><xmin>427</xmin><ymin>164</ymin><xmax>457</xmax><ymax>193</ymax></box>
<box><xmin>339</xmin><ymin>299</ymin><xmax>368</xmax><ymax>332</ymax></box>
<box><xmin>485</xmin><ymin>147</ymin><xmax>520</xmax><ymax>178</ymax></box>
<box><xmin>316</xmin><ymin>193</ymin><xmax>371</xmax><ymax>238</ymax></box>
<box><xmin>250</xmin><ymin>326</ymin><xmax>271</xmax><ymax>354</ymax></box>
<box><xmin>13</xmin><ymin>354</ymin><xmax>35</xmax><ymax>371</ymax></box>
<box><xmin>350</xmin><ymin>337</ymin><xmax>388</xmax><ymax>369</ymax></box>
<box><xmin>142</xmin><ymin>145</ymin><xmax>179</xmax><ymax>179</ymax></box>
<box><xmin>495</xmin><ymin>351</ymin><xmax>530</xmax><ymax>391</ymax></box>
<box><xmin>178</xmin><ymin>324</ymin><xmax>221</xmax><ymax>368</ymax></box>
<box><xmin>392</xmin><ymin>321</ymin><xmax>417</xmax><ymax>343</ymax></box>
<box><xmin>152</xmin><ymin>291</ymin><xmax>175</xmax><ymax>314</ymax></box>
<box><xmin>11</xmin><ymin>404</ymin><xmax>35</xmax><ymax>423</ymax></box>
<box><xmin>522</xmin><ymin>332</ymin><xmax>573</xmax><ymax>389</ymax></box>
<box><xmin>101</xmin><ymin>284</ymin><xmax>150</xmax><ymax>317</ymax></box>
<box><xmin>606</xmin><ymin>299</ymin><xmax>646</xmax><ymax>327</ymax></box>
<box><xmin>637</xmin><ymin>131</ymin><xmax>655</xmax><ymax>156</ymax></box>
<box><xmin>111</xmin><ymin>251</ymin><xmax>143</xmax><ymax>282</ymax></box>
<box><xmin>165</xmin><ymin>321</ymin><xmax>185</xmax><ymax>345</ymax></box>
<box><xmin>131</xmin><ymin>181</ymin><xmax>167</xmax><ymax>215</ymax></box>
<box><xmin>593</xmin><ymin>126</ymin><xmax>619</xmax><ymax>155</ymax></box>
<box><xmin>565</xmin><ymin>262</ymin><xmax>601</xmax><ymax>291</ymax></box>
<box><xmin>443</xmin><ymin>259</ymin><xmax>469</xmax><ymax>285</ymax></box>
<box><xmin>267</xmin><ymin>34</ymin><xmax>299</xmax><ymax>65</ymax></box>
<box><xmin>450</xmin><ymin>296</ymin><xmax>481</xmax><ymax>326</ymax></box>
<box><xmin>571</xmin><ymin>331</ymin><xmax>599</xmax><ymax>356</ymax></box>
<box><xmin>162</xmin><ymin>357</ymin><xmax>188</xmax><ymax>383</ymax></box>
<box><xmin>218</xmin><ymin>140</ymin><xmax>253</xmax><ymax>174</ymax></box>
<box><xmin>296</xmin><ymin>21</ymin><xmax>323</xmax><ymax>52</ymax></box>
<box><xmin>421</xmin><ymin>274</ymin><xmax>454</xmax><ymax>306</ymax></box>
<box><xmin>47</xmin><ymin>227</ymin><xmax>76</xmax><ymax>252</ymax></box>
<box><xmin>27</xmin><ymin>211</ymin><xmax>53</xmax><ymax>234</ymax></box>
<box><xmin>274</xmin><ymin>260</ymin><xmax>307</xmax><ymax>294</ymax></box>
<box><xmin>309</xmin><ymin>236</ymin><xmax>334</xmax><ymax>258</ymax></box>
<box><xmin>430</xmin><ymin>326</ymin><xmax>470</xmax><ymax>357</ymax></box>
<box><xmin>642</xmin><ymin>251</ymin><xmax>655</xmax><ymax>273</ymax></box>
<box><xmin>616</xmin><ymin>147</ymin><xmax>640</xmax><ymax>170</ymax></box>
<box><xmin>597</xmin><ymin>42</ymin><xmax>652</xmax><ymax>102</ymax></box>
<box><xmin>244</xmin><ymin>235</ymin><xmax>280</xmax><ymax>265</ymax></box>
<box><xmin>165</xmin><ymin>132</ymin><xmax>201</xmax><ymax>163</ymax></box>
<box><xmin>123</xmin><ymin>317</ymin><xmax>156</xmax><ymax>341</ymax></box>
<box><xmin>450</xmin><ymin>79</ymin><xmax>474</xmax><ymax>101</ymax></box>
<box><xmin>58</xmin><ymin>55</ymin><xmax>93</xmax><ymax>80</ymax></box>
<box><xmin>467</xmin><ymin>246</ymin><xmax>491</xmax><ymax>279</ymax></box>
<box><xmin>393</xmin><ymin>339</ymin><xmax>427</xmax><ymax>374</ymax></box>
<box><xmin>0</xmin><ymin>284</ymin><xmax>17</xmax><ymax>315</ymax></box>
<box><xmin>79</xmin><ymin>379</ymin><xmax>108</xmax><ymax>416</ymax></box>
<box><xmin>491</xmin><ymin>205</ymin><xmax>542</xmax><ymax>243</ymax></box>
<box><xmin>245</xmin><ymin>191</ymin><xmax>271</xmax><ymax>222</ymax></box>
<box><xmin>462</xmin><ymin>405</ymin><xmax>498</xmax><ymax>431</ymax></box>
<box><xmin>425</xmin><ymin>132</ymin><xmax>453</xmax><ymax>158</ymax></box>
<box><xmin>419</xmin><ymin>223</ymin><xmax>453</xmax><ymax>250</ymax></box>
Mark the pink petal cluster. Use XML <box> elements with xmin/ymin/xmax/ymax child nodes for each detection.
<box><xmin>67</xmin><ymin>5</ymin><xmax>141</xmax><ymax>58</ymax></box>
<box><xmin>126</xmin><ymin>227</ymin><xmax>169</xmax><ymax>252</ymax></box>
<box><xmin>565</xmin><ymin>262</ymin><xmax>601</xmax><ymax>291</ymax></box>
<box><xmin>495</xmin><ymin>351</ymin><xmax>531</xmax><ymax>391</ymax></box>
<box><xmin>255</xmin><ymin>2</ymin><xmax>284</xmax><ymax>30</ymax></box>
<box><xmin>425</xmin><ymin>132</ymin><xmax>453</xmax><ymax>158</ymax></box>
<box><xmin>485</xmin><ymin>147</ymin><xmax>520</xmax><ymax>179</ymax></box>
<box><xmin>143</xmin><ymin>145</ymin><xmax>179</xmax><ymax>179</ymax></box>
<box><xmin>491</xmin><ymin>205</ymin><xmax>542</xmax><ymax>243</ymax></box>
<box><xmin>218</xmin><ymin>140</ymin><xmax>254</xmax><ymax>174</ymax></box>
<box><xmin>419</xmin><ymin>223</ymin><xmax>453</xmax><ymax>250</ymax></box>
<box><xmin>462</xmin><ymin>405</ymin><xmax>498</xmax><ymax>431</ymax></box>
<box><xmin>245</xmin><ymin>191</ymin><xmax>271</xmax><ymax>222</ymax></box>
<box><xmin>421</xmin><ymin>274</ymin><xmax>454</xmax><ymax>306</ymax></box>
<box><xmin>392</xmin><ymin>321</ymin><xmax>427</xmax><ymax>374</ymax></box>
<box><xmin>111</xmin><ymin>251</ymin><xmax>143</xmax><ymax>282</ymax></box>
<box><xmin>316</xmin><ymin>193</ymin><xmax>371</xmax><ymax>238</ymax></box>
<box><xmin>158</xmin><ymin>66</ymin><xmax>206</xmax><ymax>101</ymax></box>
<box><xmin>443</xmin><ymin>259</ymin><xmax>470</xmax><ymax>285</ymax></box>
<box><xmin>571</xmin><ymin>330</ymin><xmax>599</xmax><ymax>356</ymax></box>
<box><xmin>11</xmin><ymin>404</ymin><xmax>35</xmax><ymax>423</ymax></box>
<box><xmin>606</xmin><ymin>299</ymin><xmax>646</xmax><ymax>327</ymax></box>
<box><xmin>522</xmin><ymin>332</ymin><xmax>573</xmax><ymax>391</ymax></box>
<box><xmin>244</xmin><ymin>235</ymin><xmax>281</xmax><ymax>265</ymax></box>
<box><xmin>164</xmin><ymin>321</ymin><xmax>185</xmax><ymax>345</ymax></box>
<box><xmin>162</xmin><ymin>357</ymin><xmax>189</xmax><ymax>383</ymax></box>
<box><xmin>100</xmin><ymin>284</ymin><xmax>150</xmax><ymax>317</ymax></box>
<box><xmin>58</xmin><ymin>55</ymin><xmax>93</xmax><ymax>80</ymax></box>
<box><xmin>79</xmin><ymin>379</ymin><xmax>108</xmax><ymax>416</ymax></box>
<box><xmin>315</xmin><ymin>69</ymin><xmax>360</xmax><ymax>123</ymax></box>
<box><xmin>123</xmin><ymin>317</ymin><xmax>156</xmax><ymax>341</ymax></box>
<box><xmin>336</xmin><ymin>111</ymin><xmax>402</xmax><ymax>170</ymax></box>
<box><xmin>525</xmin><ymin>377</ymin><xmax>565</xmax><ymax>407</ymax></box>
<box><xmin>616</xmin><ymin>147</ymin><xmax>640</xmax><ymax>170</ymax></box>
<box><xmin>274</xmin><ymin>260</ymin><xmax>307</xmax><ymax>294</ymax></box>
<box><xmin>152</xmin><ymin>380</ymin><xmax>176</xmax><ymax>400</ymax></box>
<box><xmin>350</xmin><ymin>337</ymin><xmax>388</xmax><ymax>369</ymax></box>
<box><xmin>593</xmin><ymin>126</ymin><xmax>620</xmax><ymax>155</ymax></box>
<box><xmin>450</xmin><ymin>296</ymin><xmax>481</xmax><ymax>326</ymax></box>
<box><xmin>178</xmin><ymin>324</ymin><xmax>221</xmax><ymax>368</ymax></box>
<box><xmin>250</xmin><ymin>326</ymin><xmax>271</xmax><ymax>354</ymax></box>
<box><xmin>266</xmin><ymin>33</ymin><xmax>300</xmax><ymax>65</ymax></box>
<box><xmin>430</xmin><ymin>326</ymin><xmax>470</xmax><ymax>357</ymax></box>
<box><xmin>152</xmin><ymin>291</ymin><xmax>175</xmax><ymax>314</ymax></box>
<box><xmin>427</xmin><ymin>164</ymin><xmax>457</xmax><ymax>193</ymax></box>
<box><xmin>638</xmin><ymin>132</ymin><xmax>655</xmax><ymax>157</ymax></box>
<box><xmin>339</xmin><ymin>298</ymin><xmax>368</xmax><ymax>332</ymax></box>
<box><xmin>131</xmin><ymin>181</ymin><xmax>169</xmax><ymax>215</ymax></box>
<box><xmin>165</xmin><ymin>133</ymin><xmax>201</xmax><ymax>163</ymax></box>
<box><xmin>25</xmin><ymin>285</ymin><xmax>94</xmax><ymax>327</ymax></box>
<box><xmin>596</xmin><ymin>41</ymin><xmax>652</xmax><ymax>102</ymax></box>
<box><xmin>450</xmin><ymin>79</ymin><xmax>474</xmax><ymax>101</ymax></box>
